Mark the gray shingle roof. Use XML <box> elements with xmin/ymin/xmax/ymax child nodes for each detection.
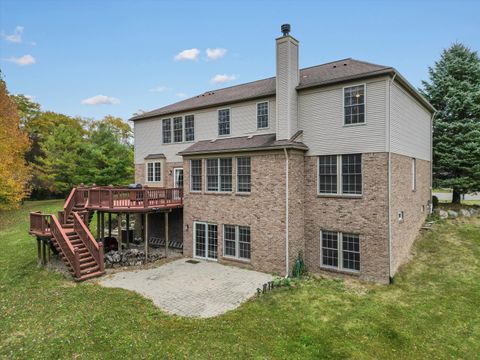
<box><xmin>178</xmin><ymin>133</ymin><xmax>308</xmax><ymax>156</ymax></box>
<box><xmin>131</xmin><ymin>58</ymin><xmax>391</xmax><ymax>121</ymax></box>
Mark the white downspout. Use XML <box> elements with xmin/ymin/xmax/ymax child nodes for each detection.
<box><xmin>387</xmin><ymin>73</ymin><xmax>397</xmax><ymax>282</ymax></box>
<box><xmin>283</xmin><ymin>147</ymin><xmax>289</xmax><ymax>277</ymax></box>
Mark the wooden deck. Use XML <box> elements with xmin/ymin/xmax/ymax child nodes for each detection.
<box><xmin>87</xmin><ymin>187</ymin><xmax>183</xmax><ymax>212</ymax></box>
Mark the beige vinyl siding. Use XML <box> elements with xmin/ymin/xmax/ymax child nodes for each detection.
<box><xmin>134</xmin><ymin>97</ymin><xmax>276</xmax><ymax>163</ymax></box>
<box><xmin>298</xmin><ymin>78</ymin><xmax>388</xmax><ymax>156</ymax></box>
<box><xmin>390</xmin><ymin>82</ymin><xmax>431</xmax><ymax>161</ymax></box>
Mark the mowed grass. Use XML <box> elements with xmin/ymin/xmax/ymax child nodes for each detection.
<box><xmin>1</xmin><ymin>201</ymin><xmax>479</xmax><ymax>359</ymax></box>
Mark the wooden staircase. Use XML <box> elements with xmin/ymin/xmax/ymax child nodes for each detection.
<box><xmin>31</xmin><ymin>187</ymin><xmax>104</xmax><ymax>282</ymax></box>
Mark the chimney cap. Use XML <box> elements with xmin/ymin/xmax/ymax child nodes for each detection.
<box><xmin>281</xmin><ymin>24</ymin><xmax>291</xmax><ymax>36</ymax></box>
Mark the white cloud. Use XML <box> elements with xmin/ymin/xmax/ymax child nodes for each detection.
<box><xmin>174</xmin><ymin>48</ymin><xmax>200</xmax><ymax>61</ymax></box>
<box><xmin>210</xmin><ymin>74</ymin><xmax>237</xmax><ymax>84</ymax></box>
<box><xmin>175</xmin><ymin>92</ymin><xmax>187</xmax><ymax>98</ymax></box>
<box><xmin>6</xmin><ymin>54</ymin><xmax>36</xmax><ymax>66</ymax></box>
<box><xmin>2</xmin><ymin>26</ymin><xmax>24</xmax><ymax>43</ymax></box>
<box><xmin>206</xmin><ymin>48</ymin><xmax>227</xmax><ymax>60</ymax></box>
<box><xmin>149</xmin><ymin>85</ymin><xmax>168</xmax><ymax>92</ymax></box>
<box><xmin>81</xmin><ymin>95</ymin><xmax>120</xmax><ymax>105</ymax></box>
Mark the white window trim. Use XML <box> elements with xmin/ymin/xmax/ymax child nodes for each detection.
<box><xmin>256</xmin><ymin>101</ymin><xmax>270</xmax><ymax>129</ymax></box>
<box><xmin>235</xmin><ymin>157</ymin><xmax>251</xmax><ymax>194</ymax></box>
<box><xmin>193</xmin><ymin>221</ymin><xmax>218</xmax><ymax>261</ymax></box>
<box><xmin>204</xmin><ymin>157</ymin><xmax>233</xmax><ymax>193</ymax></box>
<box><xmin>184</xmin><ymin>114</ymin><xmax>195</xmax><ymax>143</ymax></box>
<box><xmin>342</xmin><ymin>83</ymin><xmax>367</xmax><ymax>127</ymax></box>
<box><xmin>317</xmin><ymin>154</ymin><xmax>362</xmax><ymax>197</ymax></box>
<box><xmin>173</xmin><ymin>116</ymin><xmax>183</xmax><ymax>143</ymax></box>
<box><xmin>189</xmin><ymin>159</ymin><xmax>202</xmax><ymax>193</ymax></box>
<box><xmin>145</xmin><ymin>161</ymin><xmax>162</xmax><ymax>183</ymax></box>
<box><xmin>162</xmin><ymin>118</ymin><xmax>172</xmax><ymax>144</ymax></box>
<box><xmin>218</xmin><ymin>108</ymin><xmax>232</xmax><ymax>137</ymax></box>
<box><xmin>223</xmin><ymin>224</ymin><xmax>251</xmax><ymax>262</ymax></box>
<box><xmin>320</xmin><ymin>230</ymin><xmax>360</xmax><ymax>273</ymax></box>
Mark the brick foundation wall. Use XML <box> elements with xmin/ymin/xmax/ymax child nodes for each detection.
<box><xmin>390</xmin><ymin>154</ymin><xmax>431</xmax><ymax>275</ymax></box>
<box><xmin>183</xmin><ymin>151</ymin><xmax>297</xmax><ymax>275</ymax></box>
<box><xmin>135</xmin><ymin>161</ymin><xmax>183</xmax><ymax>187</ymax></box>
<box><xmin>134</xmin><ymin>164</ymin><xmax>145</xmax><ymax>184</ymax></box>
<box><xmin>303</xmin><ymin>153</ymin><xmax>391</xmax><ymax>283</ymax></box>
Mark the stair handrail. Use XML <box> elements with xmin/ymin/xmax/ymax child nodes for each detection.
<box><xmin>50</xmin><ymin>214</ymin><xmax>81</xmax><ymax>278</ymax></box>
<box><xmin>73</xmin><ymin>212</ymin><xmax>104</xmax><ymax>273</ymax></box>
<box><xmin>63</xmin><ymin>187</ymin><xmax>78</xmax><ymax>224</ymax></box>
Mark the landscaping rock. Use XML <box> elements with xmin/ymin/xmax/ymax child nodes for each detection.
<box><xmin>104</xmin><ymin>249</ymin><xmax>164</xmax><ymax>268</ymax></box>
<box><xmin>439</xmin><ymin>210</ymin><xmax>448</xmax><ymax>219</ymax></box>
<box><xmin>469</xmin><ymin>208</ymin><xmax>478</xmax><ymax>216</ymax></box>
<box><xmin>460</xmin><ymin>209</ymin><xmax>471</xmax><ymax>217</ymax></box>
<box><xmin>448</xmin><ymin>210</ymin><xmax>458</xmax><ymax>218</ymax></box>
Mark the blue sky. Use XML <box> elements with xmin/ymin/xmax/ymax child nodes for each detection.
<box><xmin>1</xmin><ymin>0</ymin><xmax>479</xmax><ymax>120</ymax></box>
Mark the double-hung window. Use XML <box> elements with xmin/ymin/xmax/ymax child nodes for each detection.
<box><xmin>224</xmin><ymin>225</ymin><xmax>251</xmax><ymax>260</ymax></box>
<box><xmin>190</xmin><ymin>159</ymin><xmax>202</xmax><ymax>192</ymax></box>
<box><xmin>257</xmin><ymin>102</ymin><xmax>269</xmax><ymax>129</ymax></box>
<box><xmin>321</xmin><ymin>230</ymin><xmax>360</xmax><ymax>272</ymax></box>
<box><xmin>344</xmin><ymin>85</ymin><xmax>365</xmax><ymax>125</ymax></box>
<box><xmin>218</xmin><ymin>109</ymin><xmax>230</xmax><ymax>136</ymax></box>
<box><xmin>206</xmin><ymin>158</ymin><xmax>232</xmax><ymax>192</ymax></box>
<box><xmin>146</xmin><ymin>161</ymin><xmax>161</xmax><ymax>182</ymax></box>
<box><xmin>236</xmin><ymin>157</ymin><xmax>251</xmax><ymax>192</ymax></box>
<box><xmin>185</xmin><ymin>115</ymin><xmax>195</xmax><ymax>142</ymax></box>
<box><xmin>173</xmin><ymin>117</ymin><xmax>183</xmax><ymax>142</ymax></box>
<box><xmin>162</xmin><ymin>119</ymin><xmax>171</xmax><ymax>144</ymax></box>
<box><xmin>318</xmin><ymin>154</ymin><xmax>362</xmax><ymax>195</ymax></box>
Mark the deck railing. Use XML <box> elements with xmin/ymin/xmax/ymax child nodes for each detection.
<box><xmin>73</xmin><ymin>212</ymin><xmax>104</xmax><ymax>273</ymax></box>
<box><xmin>63</xmin><ymin>188</ymin><xmax>77</xmax><ymax>224</ymax></box>
<box><xmin>29</xmin><ymin>212</ymin><xmax>51</xmax><ymax>236</ymax></box>
<box><xmin>87</xmin><ymin>187</ymin><xmax>183</xmax><ymax>210</ymax></box>
<box><xmin>50</xmin><ymin>214</ymin><xmax>81</xmax><ymax>278</ymax></box>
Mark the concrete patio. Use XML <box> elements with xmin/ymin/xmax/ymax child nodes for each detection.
<box><xmin>99</xmin><ymin>258</ymin><xmax>273</xmax><ymax>318</ymax></box>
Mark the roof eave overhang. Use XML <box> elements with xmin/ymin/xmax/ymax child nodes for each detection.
<box><xmin>130</xmin><ymin>92</ymin><xmax>276</xmax><ymax>122</ymax></box>
<box><xmin>179</xmin><ymin>144</ymin><xmax>308</xmax><ymax>157</ymax></box>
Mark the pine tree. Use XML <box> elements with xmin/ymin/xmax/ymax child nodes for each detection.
<box><xmin>421</xmin><ymin>43</ymin><xmax>480</xmax><ymax>203</ymax></box>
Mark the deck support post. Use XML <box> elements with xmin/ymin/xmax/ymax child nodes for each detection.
<box><xmin>42</xmin><ymin>240</ymin><xmax>47</xmax><ymax>265</ymax></box>
<box><xmin>118</xmin><ymin>213</ymin><xmax>123</xmax><ymax>251</ymax></box>
<box><xmin>126</xmin><ymin>213</ymin><xmax>130</xmax><ymax>249</ymax></box>
<box><xmin>37</xmin><ymin>237</ymin><xmax>42</xmax><ymax>265</ymax></box>
<box><xmin>96</xmin><ymin>211</ymin><xmax>100</xmax><ymax>240</ymax></box>
<box><xmin>165</xmin><ymin>212</ymin><xmax>169</xmax><ymax>257</ymax></box>
<box><xmin>145</xmin><ymin>213</ymin><xmax>149</xmax><ymax>263</ymax></box>
<box><xmin>108</xmin><ymin>213</ymin><xmax>112</xmax><ymax>238</ymax></box>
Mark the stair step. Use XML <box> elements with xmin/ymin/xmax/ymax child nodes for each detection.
<box><xmin>80</xmin><ymin>265</ymin><xmax>99</xmax><ymax>275</ymax></box>
<box><xmin>76</xmin><ymin>270</ymin><xmax>104</xmax><ymax>282</ymax></box>
<box><xmin>80</xmin><ymin>255</ymin><xmax>94</xmax><ymax>263</ymax></box>
<box><xmin>63</xmin><ymin>224</ymin><xmax>74</xmax><ymax>229</ymax></box>
<box><xmin>69</xmin><ymin>235</ymin><xmax>80</xmax><ymax>241</ymax></box>
<box><xmin>80</xmin><ymin>260</ymin><xmax>97</xmax><ymax>269</ymax></box>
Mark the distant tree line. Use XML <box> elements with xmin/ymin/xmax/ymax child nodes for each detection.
<box><xmin>0</xmin><ymin>75</ymin><xmax>134</xmax><ymax>209</ymax></box>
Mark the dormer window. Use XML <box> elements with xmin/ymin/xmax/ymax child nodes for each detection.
<box><xmin>218</xmin><ymin>109</ymin><xmax>230</xmax><ymax>136</ymax></box>
<box><xmin>257</xmin><ymin>102</ymin><xmax>269</xmax><ymax>129</ymax></box>
<box><xmin>344</xmin><ymin>85</ymin><xmax>365</xmax><ymax>125</ymax></box>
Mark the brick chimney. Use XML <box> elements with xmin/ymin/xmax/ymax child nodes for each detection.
<box><xmin>276</xmin><ymin>24</ymin><xmax>299</xmax><ymax>140</ymax></box>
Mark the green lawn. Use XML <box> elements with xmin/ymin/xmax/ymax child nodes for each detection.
<box><xmin>1</xmin><ymin>201</ymin><xmax>479</xmax><ymax>359</ymax></box>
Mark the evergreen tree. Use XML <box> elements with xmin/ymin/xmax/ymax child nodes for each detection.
<box><xmin>421</xmin><ymin>43</ymin><xmax>480</xmax><ymax>203</ymax></box>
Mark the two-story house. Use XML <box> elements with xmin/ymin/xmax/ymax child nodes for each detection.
<box><xmin>131</xmin><ymin>25</ymin><xmax>434</xmax><ymax>283</ymax></box>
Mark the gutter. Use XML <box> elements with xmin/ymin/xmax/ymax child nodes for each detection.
<box><xmin>283</xmin><ymin>147</ymin><xmax>289</xmax><ymax>277</ymax></box>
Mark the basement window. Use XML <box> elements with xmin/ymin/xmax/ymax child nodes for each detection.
<box><xmin>224</xmin><ymin>225</ymin><xmax>251</xmax><ymax>261</ymax></box>
<box><xmin>321</xmin><ymin>230</ymin><xmax>360</xmax><ymax>272</ymax></box>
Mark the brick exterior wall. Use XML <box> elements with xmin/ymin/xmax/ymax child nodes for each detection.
<box><xmin>135</xmin><ymin>161</ymin><xmax>183</xmax><ymax>188</ymax></box>
<box><xmin>183</xmin><ymin>151</ymin><xmax>304</xmax><ymax>275</ymax></box>
<box><xmin>390</xmin><ymin>154</ymin><xmax>431</xmax><ymax>275</ymax></box>
<box><xmin>303</xmin><ymin>153</ymin><xmax>391</xmax><ymax>283</ymax></box>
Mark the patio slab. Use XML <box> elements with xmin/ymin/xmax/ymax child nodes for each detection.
<box><xmin>99</xmin><ymin>258</ymin><xmax>273</xmax><ymax>318</ymax></box>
